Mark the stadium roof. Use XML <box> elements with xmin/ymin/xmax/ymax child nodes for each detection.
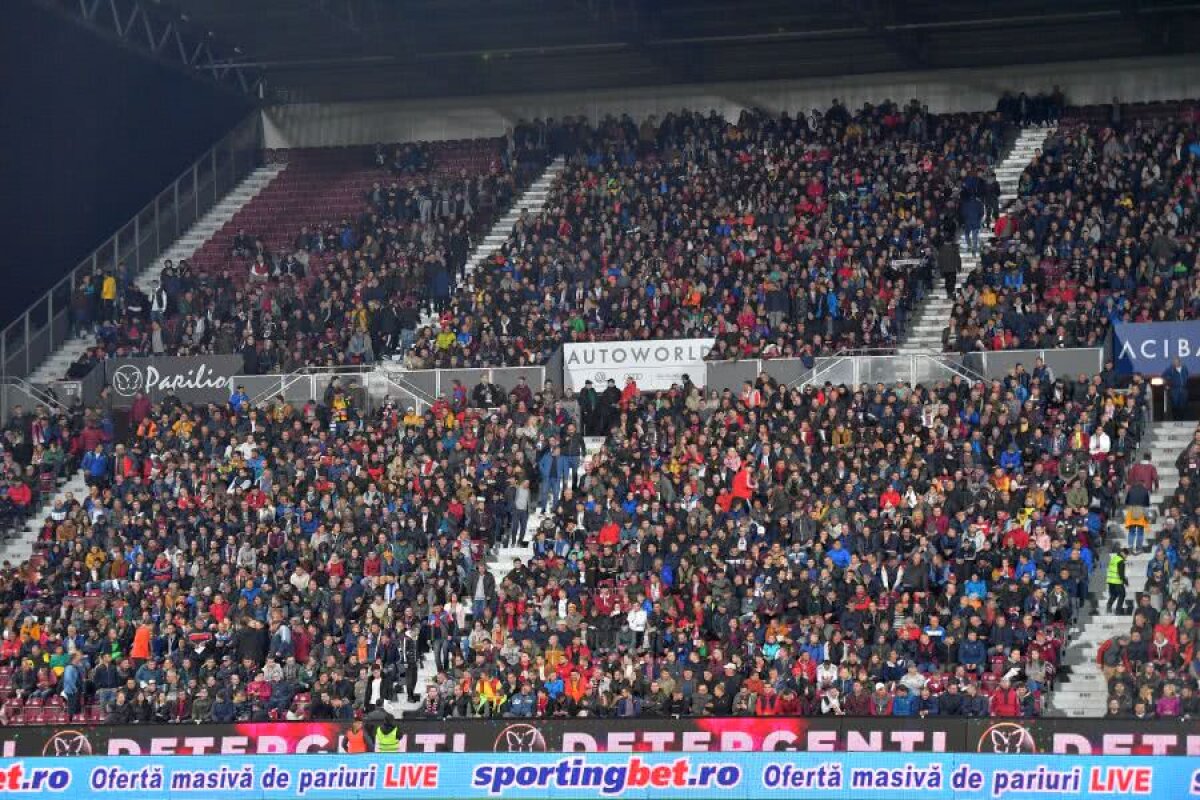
<box><xmin>49</xmin><ymin>0</ymin><xmax>1200</xmax><ymax>103</ymax></box>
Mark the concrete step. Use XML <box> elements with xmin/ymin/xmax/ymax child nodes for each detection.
<box><xmin>30</xmin><ymin>163</ymin><xmax>285</xmax><ymax>383</ymax></box>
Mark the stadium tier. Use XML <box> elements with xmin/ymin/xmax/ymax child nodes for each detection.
<box><xmin>0</xmin><ymin>96</ymin><xmax>1196</xmax><ymax>732</ymax></box>
<box><xmin>61</xmin><ymin>104</ymin><xmax>1006</xmax><ymax>377</ymax></box>
<box><xmin>945</xmin><ymin>101</ymin><xmax>1200</xmax><ymax>352</ymax></box>
<box><xmin>0</xmin><ymin>358</ymin><xmax>1183</xmax><ymax>724</ymax></box>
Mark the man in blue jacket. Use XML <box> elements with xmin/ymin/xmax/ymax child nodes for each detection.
<box><xmin>961</xmin><ymin>194</ymin><xmax>984</xmax><ymax>254</ymax></box>
<box><xmin>1164</xmin><ymin>357</ymin><xmax>1189</xmax><ymax>419</ymax></box>
<box><xmin>81</xmin><ymin>444</ymin><xmax>109</xmax><ymax>488</ymax></box>
<box><xmin>957</xmin><ymin>630</ymin><xmax>988</xmax><ymax>673</ymax></box>
<box><xmin>538</xmin><ymin>443</ymin><xmax>569</xmax><ymax>512</ymax></box>
<box><xmin>61</xmin><ymin>653</ymin><xmax>83</xmax><ymax>720</ymax></box>
<box><xmin>891</xmin><ymin>685</ymin><xmax>918</xmax><ymax>717</ymax></box>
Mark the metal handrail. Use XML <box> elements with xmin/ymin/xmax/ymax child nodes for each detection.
<box><xmin>383</xmin><ymin>373</ymin><xmax>437</xmax><ymax>413</ymax></box>
<box><xmin>0</xmin><ymin>112</ymin><xmax>263</xmax><ymax>383</ymax></box>
<box><xmin>921</xmin><ymin>353</ymin><xmax>987</xmax><ymax>384</ymax></box>
<box><xmin>4</xmin><ymin>376</ymin><xmax>66</xmax><ymax>414</ymax></box>
<box><xmin>249</xmin><ymin>372</ymin><xmax>313</xmax><ymax>409</ymax></box>
<box><xmin>796</xmin><ymin>355</ymin><xmax>853</xmax><ymax>387</ymax></box>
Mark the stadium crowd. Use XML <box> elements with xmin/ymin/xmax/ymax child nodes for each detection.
<box><xmin>0</xmin><ymin>358</ymin><xmax>1158</xmax><ymax>723</ymax></box>
<box><xmin>944</xmin><ymin>113</ymin><xmax>1200</xmax><ymax>353</ymax></box>
<box><xmin>65</xmin><ymin>138</ymin><xmax>526</xmax><ymax>378</ymax></box>
<box><xmin>2</xmin><ymin>98</ymin><xmax>1190</xmax><ymax>726</ymax></box>
<box><xmin>63</xmin><ymin>101</ymin><xmax>1011</xmax><ymax>380</ymax></box>
<box><xmin>1098</xmin><ymin>421</ymin><xmax>1200</xmax><ymax>719</ymax></box>
<box><xmin>405</xmin><ymin>103</ymin><xmax>1007</xmax><ymax>369</ymax></box>
<box><xmin>0</xmin><ymin>403</ymin><xmax>88</xmax><ymax>542</ymax></box>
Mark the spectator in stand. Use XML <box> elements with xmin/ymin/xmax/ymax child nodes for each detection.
<box><xmin>1165</xmin><ymin>358</ymin><xmax>1191</xmax><ymax>419</ymax></box>
<box><xmin>403</xmin><ymin>104</ymin><xmax>1004</xmax><ymax>369</ymax></box>
<box><xmin>946</xmin><ymin>110</ymin><xmax>1200</xmax><ymax>353</ymax></box>
<box><xmin>1095</xmin><ymin>417</ymin><xmax>1200</xmax><ymax>719</ymax></box>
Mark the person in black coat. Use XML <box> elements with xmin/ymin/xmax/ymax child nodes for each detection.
<box><xmin>938</xmin><ymin>239</ymin><xmax>962</xmax><ymax>299</ymax></box>
<box><xmin>578</xmin><ymin>380</ymin><xmax>601</xmax><ymax>435</ymax></box>
<box><xmin>599</xmin><ymin>379</ymin><xmax>621</xmax><ymax>433</ymax></box>
<box><xmin>937</xmin><ymin>683</ymin><xmax>963</xmax><ymax>716</ymax></box>
<box><xmin>960</xmin><ymin>684</ymin><xmax>989</xmax><ymax>717</ymax></box>
<box><xmin>399</xmin><ymin>627</ymin><xmax>421</xmax><ymax>701</ymax></box>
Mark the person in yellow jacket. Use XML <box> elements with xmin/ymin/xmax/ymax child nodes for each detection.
<box><xmin>1105</xmin><ymin>548</ymin><xmax>1129</xmax><ymax>615</ymax></box>
<box><xmin>1124</xmin><ymin>505</ymin><xmax>1149</xmax><ymax>553</ymax></box>
<box><xmin>374</xmin><ymin>720</ymin><xmax>399</xmax><ymax>753</ymax></box>
<box><xmin>475</xmin><ymin>672</ymin><xmax>506</xmax><ymax>716</ymax></box>
<box><xmin>100</xmin><ymin>272</ymin><xmax>118</xmax><ymax>322</ymax></box>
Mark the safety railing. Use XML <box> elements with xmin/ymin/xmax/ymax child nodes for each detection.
<box><xmin>0</xmin><ymin>113</ymin><xmax>262</xmax><ymax>383</ymax></box>
<box><xmin>0</xmin><ymin>378</ymin><xmax>68</xmax><ymax>423</ymax></box>
<box><xmin>796</xmin><ymin>352</ymin><xmax>986</xmax><ymax>388</ymax></box>
<box><xmin>235</xmin><ymin>364</ymin><xmax>546</xmax><ymax>417</ymax></box>
<box><xmin>962</xmin><ymin>347</ymin><xmax>1105</xmax><ymax>380</ymax></box>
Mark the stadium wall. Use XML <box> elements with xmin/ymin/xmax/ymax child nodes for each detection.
<box><xmin>262</xmin><ymin>55</ymin><xmax>1200</xmax><ymax>148</ymax></box>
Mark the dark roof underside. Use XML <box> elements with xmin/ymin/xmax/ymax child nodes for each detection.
<box><xmin>160</xmin><ymin>0</ymin><xmax>1200</xmax><ymax>103</ymax></box>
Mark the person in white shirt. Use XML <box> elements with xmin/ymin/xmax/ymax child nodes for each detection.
<box><xmin>815</xmin><ymin>660</ymin><xmax>838</xmax><ymax>689</ymax></box>
<box><xmin>622</xmin><ymin>599</ymin><xmax>648</xmax><ymax>650</ymax></box>
<box><xmin>820</xmin><ymin>687</ymin><xmax>845</xmax><ymax>716</ymax></box>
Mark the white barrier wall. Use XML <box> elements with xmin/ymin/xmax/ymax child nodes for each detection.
<box><xmin>263</xmin><ymin>55</ymin><xmax>1200</xmax><ymax>148</ymax></box>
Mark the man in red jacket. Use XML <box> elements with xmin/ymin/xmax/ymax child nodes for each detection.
<box><xmin>7</xmin><ymin>481</ymin><xmax>31</xmax><ymax>509</ymax></box>
<box><xmin>989</xmin><ymin>677</ymin><xmax>1021</xmax><ymax>717</ymax></box>
<box><xmin>1127</xmin><ymin>453</ymin><xmax>1159</xmax><ymax>494</ymax></box>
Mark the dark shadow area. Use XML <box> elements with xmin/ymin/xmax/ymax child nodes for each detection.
<box><xmin>0</xmin><ymin>0</ymin><xmax>249</xmax><ymax>329</ymax></box>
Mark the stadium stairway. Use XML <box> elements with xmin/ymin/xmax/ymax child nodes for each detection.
<box><xmin>1046</xmin><ymin>420</ymin><xmax>1194</xmax><ymax>717</ymax></box>
<box><xmin>28</xmin><ymin>165</ymin><xmax>287</xmax><ymax>385</ymax></box>
<box><xmin>383</xmin><ymin>434</ymin><xmax>603</xmax><ymax>718</ymax></box>
<box><xmin>411</xmin><ymin>156</ymin><xmax>566</xmax><ymax>333</ymax></box>
<box><xmin>897</xmin><ymin>126</ymin><xmax>1049</xmax><ymax>354</ymax></box>
<box><xmin>0</xmin><ymin>469</ymin><xmax>89</xmax><ymax>566</ymax></box>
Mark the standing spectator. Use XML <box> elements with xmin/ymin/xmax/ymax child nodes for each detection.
<box><xmin>1105</xmin><ymin>548</ymin><xmax>1129</xmax><ymax>614</ymax></box>
<box><xmin>61</xmin><ymin>653</ymin><xmax>83</xmax><ymax>721</ymax></box>
<box><xmin>100</xmin><ymin>271</ymin><xmax>117</xmax><ymax>322</ymax></box>
<box><xmin>960</xmin><ymin>193</ymin><xmax>984</xmax><ymax>255</ymax></box>
<box><xmin>938</xmin><ymin>237</ymin><xmax>961</xmax><ymax>299</ymax></box>
<box><xmin>1127</xmin><ymin>453</ymin><xmax>1160</xmax><ymax>499</ymax></box>
<box><xmin>1164</xmin><ymin>358</ymin><xmax>1190</xmax><ymax>420</ymax></box>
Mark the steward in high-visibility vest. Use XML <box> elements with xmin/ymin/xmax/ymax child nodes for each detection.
<box><xmin>1105</xmin><ymin>549</ymin><xmax>1128</xmax><ymax>614</ymax></box>
<box><xmin>375</xmin><ymin>724</ymin><xmax>400</xmax><ymax>753</ymax></box>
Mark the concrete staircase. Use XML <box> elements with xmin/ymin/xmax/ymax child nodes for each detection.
<box><xmin>1047</xmin><ymin>420</ymin><xmax>1194</xmax><ymax>717</ymax></box>
<box><xmin>490</xmin><ymin>435</ymin><xmax>605</xmax><ymax>580</ymax></box>
<box><xmin>412</xmin><ymin>156</ymin><xmax>566</xmax><ymax>333</ymax></box>
<box><xmin>898</xmin><ymin>126</ymin><xmax>1049</xmax><ymax>355</ymax></box>
<box><xmin>29</xmin><ymin>165</ymin><xmax>287</xmax><ymax>385</ymax></box>
<box><xmin>466</xmin><ymin>156</ymin><xmax>566</xmax><ymax>290</ymax></box>
<box><xmin>390</xmin><ymin>434</ymin><xmax>601</xmax><ymax>717</ymax></box>
<box><xmin>0</xmin><ymin>470</ymin><xmax>89</xmax><ymax>566</ymax></box>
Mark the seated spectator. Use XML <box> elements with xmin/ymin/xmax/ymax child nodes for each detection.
<box><xmin>404</xmin><ymin>104</ymin><xmax>1006</xmax><ymax>369</ymax></box>
<box><xmin>948</xmin><ymin>112</ymin><xmax>1200</xmax><ymax>352</ymax></box>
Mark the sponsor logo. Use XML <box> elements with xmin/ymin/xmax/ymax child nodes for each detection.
<box><xmin>494</xmin><ymin>724</ymin><xmax>547</xmax><ymax>753</ymax></box>
<box><xmin>111</xmin><ymin>365</ymin><xmax>144</xmax><ymax>396</ymax></box>
<box><xmin>110</xmin><ymin>363</ymin><xmax>232</xmax><ymax>398</ymax></box>
<box><xmin>977</xmin><ymin>722</ymin><xmax>1037</xmax><ymax>754</ymax></box>
<box><xmin>471</xmin><ymin>756</ymin><xmax>741</xmax><ymax>796</ymax></box>
<box><xmin>40</xmin><ymin>731</ymin><xmax>91</xmax><ymax>758</ymax></box>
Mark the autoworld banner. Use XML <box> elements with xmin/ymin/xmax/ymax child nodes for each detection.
<box><xmin>6</xmin><ymin>718</ymin><xmax>1200</xmax><ymax>758</ymax></box>
<box><xmin>1112</xmin><ymin>320</ymin><xmax>1200</xmax><ymax>375</ymax></box>
<box><xmin>104</xmin><ymin>355</ymin><xmax>244</xmax><ymax>407</ymax></box>
<box><xmin>563</xmin><ymin>338</ymin><xmax>714</xmax><ymax>392</ymax></box>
